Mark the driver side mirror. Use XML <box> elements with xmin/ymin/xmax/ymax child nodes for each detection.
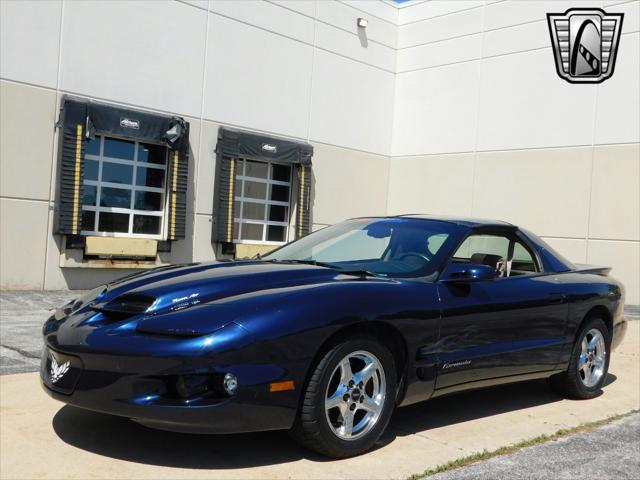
<box><xmin>439</xmin><ymin>263</ymin><xmax>496</xmax><ymax>283</ymax></box>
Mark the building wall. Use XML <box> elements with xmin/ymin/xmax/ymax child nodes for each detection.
<box><xmin>0</xmin><ymin>0</ymin><xmax>396</xmax><ymax>290</ymax></box>
<box><xmin>1</xmin><ymin>0</ymin><xmax>639</xmax><ymax>305</ymax></box>
<box><xmin>389</xmin><ymin>0</ymin><xmax>640</xmax><ymax>304</ymax></box>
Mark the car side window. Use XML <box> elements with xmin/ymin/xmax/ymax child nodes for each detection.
<box><xmin>452</xmin><ymin>233</ymin><xmax>538</xmax><ymax>277</ymax></box>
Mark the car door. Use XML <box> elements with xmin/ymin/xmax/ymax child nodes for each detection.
<box><xmin>434</xmin><ymin>230</ymin><xmax>569</xmax><ymax>391</ymax></box>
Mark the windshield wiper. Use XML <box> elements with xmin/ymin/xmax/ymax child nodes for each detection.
<box><xmin>262</xmin><ymin>259</ymin><xmax>379</xmax><ymax>278</ymax></box>
<box><xmin>272</xmin><ymin>259</ymin><xmax>339</xmax><ymax>269</ymax></box>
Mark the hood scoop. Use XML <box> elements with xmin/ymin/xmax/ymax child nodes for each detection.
<box><xmin>92</xmin><ymin>293</ymin><xmax>156</xmax><ymax>320</ymax></box>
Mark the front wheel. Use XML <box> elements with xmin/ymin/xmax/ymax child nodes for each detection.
<box><xmin>291</xmin><ymin>337</ymin><xmax>397</xmax><ymax>458</ymax></box>
<box><xmin>550</xmin><ymin>317</ymin><xmax>610</xmax><ymax>399</ymax></box>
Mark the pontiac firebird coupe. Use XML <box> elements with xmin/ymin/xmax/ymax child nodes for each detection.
<box><xmin>42</xmin><ymin>216</ymin><xmax>628</xmax><ymax>458</ymax></box>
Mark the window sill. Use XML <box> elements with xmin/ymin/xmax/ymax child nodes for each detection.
<box><xmin>59</xmin><ymin>248</ymin><xmax>167</xmax><ymax>269</ymax></box>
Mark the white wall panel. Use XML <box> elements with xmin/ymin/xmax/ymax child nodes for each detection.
<box><xmin>203</xmin><ymin>14</ymin><xmax>313</xmax><ymax>140</ymax></box>
<box><xmin>595</xmin><ymin>33</ymin><xmax>640</xmax><ymax>145</ymax></box>
<box><xmin>309</xmin><ymin>49</ymin><xmax>394</xmax><ymax>154</ymax></box>
<box><xmin>483</xmin><ymin>1</ymin><xmax>580</xmax><ymax>32</ymax></box>
<box><xmin>397</xmin><ymin>33</ymin><xmax>482</xmax><ymax>71</ymax></box>
<box><xmin>0</xmin><ymin>0</ymin><xmax>62</xmax><ymax>89</ymax></box>
<box><xmin>476</xmin><ymin>50</ymin><xmax>597</xmax><ymax>151</ymax></box>
<box><xmin>398</xmin><ymin>7</ymin><xmax>483</xmax><ymax>48</ymax></box>
<box><xmin>392</xmin><ymin>61</ymin><xmax>480</xmax><ymax>156</ymax></box>
<box><xmin>316</xmin><ymin>1</ymin><xmax>397</xmax><ymax>48</ymax></box>
<box><xmin>60</xmin><ymin>1</ymin><xmax>206</xmax><ymax>117</ymax></box>
<box><xmin>482</xmin><ymin>20</ymin><xmax>549</xmax><ymax>58</ymax></box>
<box><xmin>587</xmin><ymin>240</ymin><xmax>640</xmax><ymax>304</ymax></box>
<box><xmin>315</xmin><ymin>22</ymin><xmax>396</xmax><ymax>72</ymax></box>
<box><xmin>271</xmin><ymin>0</ymin><xmax>317</xmax><ymax>17</ymax></box>
<box><xmin>343</xmin><ymin>0</ymin><xmax>399</xmax><ymax>25</ymax></box>
<box><xmin>212</xmin><ymin>0</ymin><xmax>315</xmax><ymax>44</ymax></box>
<box><xmin>472</xmin><ymin>147</ymin><xmax>592</xmax><ymax>238</ymax></box>
<box><xmin>398</xmin><ymin>0</ymin><xmax>479</xmax><ymax>25</ymax></box>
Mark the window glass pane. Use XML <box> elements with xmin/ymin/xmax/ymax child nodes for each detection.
<box><xmin>133</xmin><ymin>215</ymin><xmax>161</xmax><ymax>234</ymax></box>
<box><xmin>243</xmin><ymin>181</ymin><xmax>267</xmax><ymax>200</ymax></box>
<box><xmin>104</xmin><ymin>138</ymin><xmax>134</xmax><ymax>160</ymax></box>
<box><xmin>233</xmin><ymin>222</ymin><xmax>240</xmax><ymax>239</ymax></box>
<box><xmin>245</xmin><ymin>160</ymin><xmax>268</xmax><ymax>179</ymax></box>
<box><xmin>134</xmin><ymin>191</ymin><xmax>162</xmax><ymax>211</ymax></box>
<box><xmin>242</xmin><ymin>202</ymin><xmax>265</xmax><ymax>220</ymax></box>
<box><xmin>86</xmin><ymin>137</ymin><xmax>101</xmax><ymax>156</ymax></box>
<box><xmin>270</xmin><ymin>184</ymin><xmax>289</xmax><ymax>202</ymax></box>
<box><xmin>102</xmin><ymin>162</ymin><xmax>133</xmax><ymax>184</ymax></box>
<box><xmin>267</xmin><ymin>225</ymin><xmax>286</xmax><ymax>242</ymax></box>
<box><xmin>271</xmin><ymin>164</ymin><xmax>291</xmax><ymax>182</ymax></box>
<box><xmin>98</xmin><ymin>212</ymin><xmax>129</xmax><ymax>233</ymax></box>
<box><xmin>100</xmin><ymin>187</ymin><xmax>131</xmax><ymax>208</ymax></box>
<box><xmin>234</xmin><ymin>179</ymin><xmax>243</xmax><ymax>196</ymax></box>
<box><xmin>454</xmin><ymin>235</ymin><xmax>509</xmax><ymax>260</ymax></box>
<box><xmin>84</xmin><ymin>159</ymin><xmax>99</xmax><ymax>181</ymax></box>
<box><xmin>83</xmin><ymin>185</ymin><xmax>97</xmax><ymax>206</ymax></box>
<box><xmin>81</xmin><ymin>210</ymin><xmax>95</xmax><ymax>231</ymax></box>
<box><xmin>268</xmin><ymin>205</ymin><xmax>288</xmax><ymax>222</ymax></box>
<box><xmin>138</xmin><ymin>143</ymin><xmax>166</xmax><ymax>164</ymax></box>
<box><xmin>234</xmin><ymin>201</ymin><xmax>241</xmax><ymax>218</ymax></box>
<box><xmin>241</xmin><ymin>223</ymin><xmax>263</xmax><ymax>241</ymax></box>
<box><xmin>136</xmin><ymin>167</ymin><xmax>164</xmax><ymax>188</ymax></box>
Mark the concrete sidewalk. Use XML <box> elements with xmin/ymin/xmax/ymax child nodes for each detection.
<box><xmin>1</xmin><ymin>319</ymin><xmax>638</xmax><ymax>479</ymax></box>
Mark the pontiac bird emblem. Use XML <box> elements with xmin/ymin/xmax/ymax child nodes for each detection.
<box><xmin>547</xmin><ymin>8</ymin><xmax>623</xmax><ymax>83</ymax></box>
<box><xmin>50</xmin><ymin>356</ymin><xmax>70</xmax><ymax>384</ymax></box>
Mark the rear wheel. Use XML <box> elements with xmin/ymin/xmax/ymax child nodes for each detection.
<box><xmin>291</xmin><ymin>337</ymin><xmax>396</xmax><ymax>458</ymax></box>
<box><xmin>550</xmin><ymin>317</ymin><xmax>610</xmax><ymax>399</ymax></box>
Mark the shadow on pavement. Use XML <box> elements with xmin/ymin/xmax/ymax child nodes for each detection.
<box><xmin>52</xmin><ymin>374</ymin><xmax>617</xmax><ymax>468</ymax></box>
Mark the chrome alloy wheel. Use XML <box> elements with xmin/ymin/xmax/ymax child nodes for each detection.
<box><xmin>578</xmin><ymin>328</ymin><xmax>607</xmax><ymax>387</ymax></box>
<box><xmin>324</xmin><ymin>350</ymin><xmax>386</xmax><ymax>441</ymax></box>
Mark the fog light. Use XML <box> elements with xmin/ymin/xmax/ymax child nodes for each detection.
<box><xmin>223</xmin><ymin>373</ymin><xmax>238</xmax><ymax>395</ymax></box>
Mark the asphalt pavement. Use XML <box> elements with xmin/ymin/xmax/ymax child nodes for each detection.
<box><xmin>428</xmin><ymin>413</ymin><xmax>640</xmax><ymax>480</ymax></box>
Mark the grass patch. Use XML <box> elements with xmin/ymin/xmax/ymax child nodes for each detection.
<box><xmin>407</xmin><ymin>409</ymin><xmax>639</xmax><ymax>480</ymax></box>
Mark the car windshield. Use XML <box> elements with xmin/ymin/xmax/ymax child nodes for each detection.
<box><xmin>263</xmin><ymin>218</ymin><xmax>465</xmax><ymax>278</ymax></box>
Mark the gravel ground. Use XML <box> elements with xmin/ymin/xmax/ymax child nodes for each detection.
<box><xmin>428</xmin><ymin>413</ymin><xmax>640</xmax><ymax>480</ymax></box>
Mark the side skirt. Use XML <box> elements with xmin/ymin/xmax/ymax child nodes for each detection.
<box><xmin>428</xmin><ymin>369</ymin><xmax>566</xmax><ymax>399</ymax></box>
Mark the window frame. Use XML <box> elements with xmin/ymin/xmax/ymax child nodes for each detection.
<box><xmin>80</xmin><ymin>134</ymin><xmax>169</xmax><ymax>240</ymax></box>
<box><xmin>233</xmin><ymin>158</ymin><xmax>293</xmax><ymax>246</ymax></box>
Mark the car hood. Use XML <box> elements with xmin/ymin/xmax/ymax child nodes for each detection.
<box><xmin>88</xmin><ymin>261</ymin><xmax>354</xmax><ymax>336</ymax></box>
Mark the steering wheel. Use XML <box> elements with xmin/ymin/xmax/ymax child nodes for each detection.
<box><xmin>396</xmin><ymin>252</ymin><xmax>432</xmax><ymax>265</ymax></box>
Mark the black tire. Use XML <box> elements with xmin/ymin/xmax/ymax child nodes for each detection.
<box><xmin>550</xmin><ymin>317</ymin><xmax>611</xmax><ymax>399</ymax></box>
<box><xmin>290</xmin><ymin>336</ymin><xmax>397</xmax><ymax>458</ymax></box>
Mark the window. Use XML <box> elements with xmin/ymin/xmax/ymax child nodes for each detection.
<box><xmin>453</xmin><ymin>233</ymin><xmax>538</xmax><ymax>277</ymax></box>
<box><xmin>81</xmin><ymin>136</ymin><xmax>168</xmax><ymax>239</ymax></box>
<box><xmin>233</xmin><ymin>159</ymin><xmax>292</xmax><ymax>244</ymax></box>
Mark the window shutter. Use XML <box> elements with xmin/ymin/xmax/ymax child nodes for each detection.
<box><xmin>213</xmin><ymin>153</ymin><xmax>238</xmax><ymax>243</ymax></box>
<box><xmin>166</xmin><ymin>144</ymin><xmax>189</xmax><ymax>240</ymax></box>
<box><xmin>55</xmin><ymin>100</ymin><xmax>88</xmax><ymax>235</ymax></box>
<box><xmin>295</xmin><ymin>165</ymin><xmax>312</xmax><ymax>239</ymax></box>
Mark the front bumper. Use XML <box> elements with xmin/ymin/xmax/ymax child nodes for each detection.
<box><xmin>40</xmin><ymin>345</ymin><xmax>298</xmax><ymax>434</ymax></box>
<box><xmin>611</xmin><ymin>319</ymin><xmax>628</xmax><ymax>351</ymax></box>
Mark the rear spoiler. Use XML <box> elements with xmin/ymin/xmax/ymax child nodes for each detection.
<box><xmin>573</xmin><ymin>264</ymin><xmax>611</xmax><ymax>276</ymax></box>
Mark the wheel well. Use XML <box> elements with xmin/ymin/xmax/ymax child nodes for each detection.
<box><xmin>305</xmin><ymin>321</ymin><xmax>408</xmax><ymax>392</ymax></box>
<box><xmin>580</xmin><ymin>305</ymin><xmax>613</xmax><ymax>336</ymax></box>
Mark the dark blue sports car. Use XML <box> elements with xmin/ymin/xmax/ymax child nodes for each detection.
<box><xmin>41</xmin><ymin>216</ymin><xmax>627</xmax><ymax>458</ymax></box>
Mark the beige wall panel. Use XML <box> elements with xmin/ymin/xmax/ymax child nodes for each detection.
<box><xmin>587</xmin><ymin>240</ymin><xmax>640</xmax><ymax>305</ymax></box>
<box><xmin>472</xmin><ymin>147</ymin><xmax>592</xmax><ymax>238</ymax></box>
<box><xmin>195</xmin><ymin>121</ymin><xmax>221</xmax><ymax>216</ymax></box>
<box><xmin>311</xmin><ymin>143</ymin><xmax>390</xmax><ymax>226</ymax></box>
<box><xmin>589</xmin><ymin>144</ymin><xmax>640</xmax><ymax>241</ymax></box>
<box><xmin>0</xmin><ymin>199</ymin><xmax>48</xmax><ymax>289</ymax></box>
<box><xmin>193</xmin><ymin>214</ymin><xmax>216</xmax><ymax>262</ymax></box>
<box><xmin>540</xmin><ymin>237</ymin><xmax>588</xmax><ymax>265</ymax></box>
<box><xmin>387</xmin><ymin>153</ymin><xmax>474</xmax><ymax>216</ymax></box>
<box><xmin>0</xmin><ymin>82</ymin><xmax>57</xmax><ymax>201</ymax></box>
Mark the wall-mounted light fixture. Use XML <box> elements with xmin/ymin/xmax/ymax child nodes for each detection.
<box><xmin>357</xmin><ymin>17</ymin><xmax>368</xmax><ymax>28</ymax></box>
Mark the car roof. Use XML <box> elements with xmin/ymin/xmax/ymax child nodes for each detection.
<box><xmin>377</xmin><ymin>214</ymin><xmax>515</xmax><ymax>229</ymax></box>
